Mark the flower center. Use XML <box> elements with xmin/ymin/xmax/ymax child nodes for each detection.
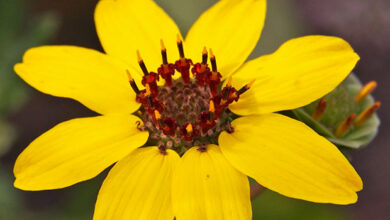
<box><xmin>127</xmin><ymin>35</ymin><xmax>253</xmax><ymax>155</ymax></box>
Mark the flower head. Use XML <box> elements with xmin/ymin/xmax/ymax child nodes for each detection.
<box><xmin>14</xmin><ymin>0</ymin><xmax>362</xmax><ymax>219</ymax></box>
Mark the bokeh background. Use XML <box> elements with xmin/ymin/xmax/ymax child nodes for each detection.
<box><xmin>0</xmin><ymin>0</ymin><xmax>389</xmax><ymax>219</ymax></box>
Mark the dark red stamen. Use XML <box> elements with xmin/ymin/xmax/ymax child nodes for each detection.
<box><xmin>175</xmin><ymin>35</ymin><xmax>193</xmax><ymax>83</ymax></box>
<box><xmin>192</xmin><ymin>63</ymin><xmax>210</xmax><ymax>87</ymax></box>
<box><xmin>147</xmin><ymin>95</ymin><xmax>154</xmax><ymax>108</ymax></box>
<box><xmin>161</xmin><ymin>39</ymin><xmax>168</xmax><ymax>65</ymax></box>
<box><xmin>142</xmin><ymin>72</ymin><xmax>159</xmax><ymax>96</ymax></box>
<box><xmin>177</xmin><ymin>35</ymin><xmax>185</xmax><ymax>58</ymax></box>
<box><xmin>198</xmin><ymin>112</ymin><xmax>216</xmax><ymax>134</ymax></box>
<box><xmin>141</xmin><ymin>86</ymin><xmax>164</xmax><ymax>115</ymax></box>
<box><xmin>161</xmin><ymin>117</ymin><xmax>178</xmax><ymax>137</ymax></box>
<box><xmin>237</xmin><ymin>86</ymin><xmax>248</xmax><ymax>95</ymax></box>
<box><xmin>158</xmin><ymin>39</ymin><xmax>175</xmax><ymax>87</ymax></box>
<box><xmin>207</xmin><ymin>49</ymin><xmax>222</xmax><ymax>95</ymax></box>
<box><xmin>237</xmin><ymin>79</ymin><xmax>256</xmax><ymax>95</ymax></box>
<box><xmin>192</xmin><ymin>47</ymin><xmax>210</xmax><ymax>87</ymax></box>
<box><xmin>221</xmin><ymin>87</ymin><xmax>238</xmax><ymax>105</ymax></box>
<box><xmin>137</xmin><ymin>51</ymin><xmax>149</xmax><ymax>76</ymax></box>
<box><xmin>136</xmin><ymin>89</ymin><xmax>148</xmax><ymax>105</ymax></box>
<box><xmin>210</xmin><ymin>95</ymin><xmax>224</xmax><ymax>118</ymax></box>
<box><xmin>158</xmin><ymin>64</ymin><xmax>175</xmax><ymax>87</ymax></box>
<box><xmin>207</xmin><ymin>71</ymin><xmax>222</xmax><ymax>96</ymax></box>
<box><xmin>222</xmin><ymin>86</ymin><xmax>231</xmax><ymax>100</ymax></box>
<box><xmin>145</xmin><ymin>98</ymin><xmax>164</xmax><ymax>116</ymax></box>
<box><xmin>209</xmin><ymin>49</ymin><xmax>217</xmax><ymax>72</ymax></box>
<box><xmin>180</xmin><ymin>123</ymin><xmax>199</xmax><ymax>141</ymax></box>
<box><xmin>202</xmin><ymin>47</ymin><xmax>208</xmax><ymax>65</ymax></box>
<box><xmin>126</xmin><ymin>70</ymin><xmax>140</xmax><ymax>94</ymax></box>
<box><xmin>175</xmin><ymin>58</ymin><xmax>193</xmax><ymax>83</ymax></box>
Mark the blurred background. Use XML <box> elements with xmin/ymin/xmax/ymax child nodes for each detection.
<box><xmin>0</xmin><ymin>0</ymin><xmax>389</xmax><ymax>219</ymax></box>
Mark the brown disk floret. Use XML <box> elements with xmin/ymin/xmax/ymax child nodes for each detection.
<box><xmin>126</xmin><ymin>38</ymin><xmax>254</xmax><ymax>153</ymax></box>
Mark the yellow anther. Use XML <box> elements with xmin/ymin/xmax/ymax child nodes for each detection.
<box><xmin>209</xmin><ymin>48</ymin><xmax>215</xmax><ymax>59</ymax></box>
<box><xmin>209</xmin><ymin>100</ymin><xmax>215</xmax><ymax>113</ymax></box>
<box><xmin>126</xmin><ymin>69</ymin><xmax>134</xmax><ymax>82</ymax></box>
<box><xmin>354</xmin><ymin>101</ymin><xmax>381</xmax><ymax>127</ymax></box>
<box><xmin>176</xmin><ymin>34</ymin><xmax>182</xmax><ymax>44</ymax></box>
<box><xmin>136</xmin><ymin>50</ymin><xmax>143</xmax><ymax>63</ymax></box>
<box><xmin>312</xmin><ymin>98</ymin><xmax>327</xmax><ymax>121</ymax></box>
<box><xmin>247</xmin><ymin>79</ymin><xmax>256</xmax><ymax>89</ymax></box>
<box><xmin>154</xmin><ymin>110</ymin><xmax>162</xmax><ymax>120</ymax></box>
<box><xmin>145</xmin><ymin>84</ymin><xmax>151</xmax><ymax>96</ymax></box>
<box><xmin>355</xmin><ymin>81</ymin><xmax>377</xmax><ymax>102</ymax></box>
<box><xmin>335</xmin><ymin>113</ymin><xmax>356</xmax><ymax>137</ymax></box>
<box><xmin>202</xmin><ymin>47</ymin><xmax>208</xmax><ymax>55</ymax></box>
<box><xmin>160</xmin><ymin>39</ymin><xmax>166</xmax><ymax>51</ymax></box>
<box><xmin>227</xmin><ymin>76</ymin><xmax>232</xmax><ymax>87</ymax></box>
<box><xmin>186</xmin><ymin>123</ymin><xmax>193</xmax><ymax>133</ymax></box>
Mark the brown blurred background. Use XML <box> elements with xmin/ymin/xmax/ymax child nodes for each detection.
<box><xmin>1</xmin><ymin>0</ymin><xmax>389</xmax><ymax>219</ymax></box>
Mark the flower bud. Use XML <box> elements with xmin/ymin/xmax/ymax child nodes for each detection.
<box><xmin>291</xmin><ymin>73</ymin><xmax>380</xmax><ymax>149</ymax></box>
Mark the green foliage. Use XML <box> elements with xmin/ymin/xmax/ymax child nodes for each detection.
<box><xmin>0</xmin><ymin>169</ymin><xmax>23</xmax><ymax>219</ymax></box>
<box><xmin>0</xmin><ymin>0</ymin><xmax>59</xmax><ymax>155</ymax></box>
<box><xmin>0</xmin><ymin>1</ymin><xmax>58</xmax><ymax>218</ymax></box>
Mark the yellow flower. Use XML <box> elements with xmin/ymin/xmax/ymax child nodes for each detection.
<box><xmin>13</xmin><ymin>0</ymin><xmax>362</xmax><ymax>219</ymax></box>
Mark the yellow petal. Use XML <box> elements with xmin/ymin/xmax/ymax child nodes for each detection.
<box><xmin>15</xmin><ymin>46</ymin><xmax>142</xmax><ymax>115</ymax></box>
<box><xmin>172</xmin><ymin>145</ymin><xmax>251</xmax><ymax>220</ymax></box>
<box><xmin>94</xmin><ymin>147</ymin><xmax>179</xmax><ymax>220</ymax></box>
<box><xmin>95</xmin><ymin>0</ymin><xmax>182</xmax><ymax>71</ymax></box>
<box><xmin>229</xmin><ymin>35</ymin><xmax>360</xmax><ymax>115</ymax></box>
<box><xmin>185</xmin><ymin>0</ymin><xmax>266</xmax><ymax>77</ymax></box>
<box><xmin>14</xmin><ymin>115</ymin><xmax>148</xmax><ymax>190</ymax></box>
<box><xmin>219</xmin><ymin>114</ymin><xmax>362</xmax><ymax>204</ymax></box>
